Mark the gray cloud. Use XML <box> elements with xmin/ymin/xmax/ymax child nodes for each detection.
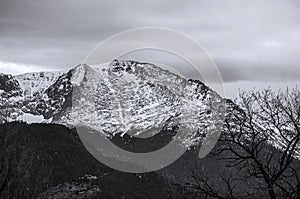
<box><xmin>0</xmin><ymin>0</ymin><xmax>299</xmax><ymax>82</ymax></box>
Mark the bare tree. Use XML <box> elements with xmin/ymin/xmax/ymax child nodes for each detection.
<box><xmin>187</xmin><ymin>88</ymin><xmax>300</xmax><ymax>199</ymax></box>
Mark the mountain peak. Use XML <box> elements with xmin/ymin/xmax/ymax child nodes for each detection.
<box><xmin>69</xmin><ymin>64</ymin><xmax>95</xmax><ymax>86</ymax></box>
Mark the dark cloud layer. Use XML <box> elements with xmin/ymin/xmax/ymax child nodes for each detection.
<box><xmin>0</xmin><ymin>0</ymin><xmax>299</xmax><ymax>82</ymax></box>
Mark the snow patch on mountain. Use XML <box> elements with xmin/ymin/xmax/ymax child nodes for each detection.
<box><xmin>17</xmin><ymin>113</ymin><xmax>44</xmax><ymax>123</ymax></box>
<box><xmin>70</xmin><ymin>65</ymin><xmax>87</xmax><ymax>86</ymax></box>
<box><xmin>14</xmin><ymin>71</ymin><xmax>61</xmax><ymax>97</ymax></box>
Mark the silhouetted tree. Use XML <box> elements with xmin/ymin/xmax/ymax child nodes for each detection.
<box><xmin>187</xmin><ymin>88</ymin><xmax>300</xmax><ymax>199</ymax></box>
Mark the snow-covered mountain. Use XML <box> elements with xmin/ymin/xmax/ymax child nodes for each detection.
<box><xmin>1</xmin><ymin>60</ymin><xmax>297</xmax><ymax>156</ymax></box>
<box><xmin>68</xmin><ymin>61</ymin><xmax>229</xmax><ymax>149</ymax></box>
<box><xmin>0</xmin><ymin>60</ymin><xmax>228</xmax><ymax>148</ymax></box>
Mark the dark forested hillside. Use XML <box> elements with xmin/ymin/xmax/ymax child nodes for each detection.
<box><xmin>0</xmin><ymin>122</ymin><xmax>182</xmax><ymax>199</ymax></box>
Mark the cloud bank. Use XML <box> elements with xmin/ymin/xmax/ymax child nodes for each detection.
<box><xmin>0</xmin><ymin>0</ymin><xmax>299</xmax><ymax>82</ymax></box>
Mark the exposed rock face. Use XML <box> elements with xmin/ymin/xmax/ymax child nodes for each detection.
<box><xmin>0</xmin><ymin>73</ymin><xmax>22</xmax><ymax>98</ymax></box>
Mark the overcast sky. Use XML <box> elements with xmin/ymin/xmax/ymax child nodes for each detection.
<box><xmin>0</xmin><ymin>0</ymin><xmax>299</xmax><ymax>96</ymax></box>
